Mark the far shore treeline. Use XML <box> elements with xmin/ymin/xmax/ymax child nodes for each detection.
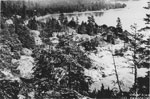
<box><xmin>1</xmin><ymin>0</ymin><xmax>126</xmax><ymax>18</ymax></box>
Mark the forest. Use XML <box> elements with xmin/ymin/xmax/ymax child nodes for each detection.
<box><xmin>1</xmin><ymin>0</ymin><xmax>126</xmax><ymax>17</ymax></box>
<box><xmin>0</xmin><ymin>0</ymin><xmax>150</xmax><ymax>99</ymax></box>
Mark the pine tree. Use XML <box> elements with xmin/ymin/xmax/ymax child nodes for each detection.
<box><xmin>76</xmin><ymin>16</ymin><xmax>79</xmax><ymax>27</ymax></box>
<box><xmin>87</xmin><ymin>15</ymin><xmax>96</xmax><ymax>35</ymax></box>
<box><xmin>0</xmin><ymin>28</ymin><xmax>22</xmax><ymax>70</ymax></box>
<box><xmin>59</xmin><ymin>13</ymin><xmax>65</xmax><ymax>25</ymax></box>
<box><xmin>78</xmin><ymin>21</ymin><xmax>87</xmax><ymax>34</ymax></box>
<box><xmin>144</xmin><ymin>14</ymin><xmax>150</xmax><ymax>24</ymax></box>
<box><xmin>89</xmin><ymin>89</ymin><xmax>97</xmax><ymax>98</ymax></box>
<box><xmin>129</xmin><ymin>24</ymin><xmax>149</xmax><ymax>97</ymax></box>
<box><xmin>116</xmin><ymin>17</ymin><xmax>123</xmax><ymax>33</ymax></box>
<box><xmin>22</xmin><ymin>1</ymin><xmax>26</xmax><ymax>19</ymax></box>
<box><xmin>68</xmin><ymin>17</ymin><xmax>76</xmax><ymax>28</ymax></box>
<box><xmin>142</xmin><ymin>2</ymin><xmax>150</xmax><ymax>30</ymax></box>
<box><xmin>33</xmin><ymin>34</ymin><xmax>93</xmax><ymax>98</ymax></box>
<box><xmin>116</xmin><ymin>17</ymin><xmax>122</xmax><ymax>29</ymax></box>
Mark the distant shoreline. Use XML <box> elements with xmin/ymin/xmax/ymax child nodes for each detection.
<box><xmin>36</xmin><ymin>6</ymin><xmax>126</xmax><ymax>22</ymax></box>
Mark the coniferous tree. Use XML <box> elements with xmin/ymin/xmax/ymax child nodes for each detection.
<box><xmin>116</xmin><ymin>17</ymin><xmax>123</xmax><ymax>33</ymax></box>
<box><xmin>87</xmin><ymin>16</ymin><xmax>96</xmax><ymax>35</ymax></box>
<box><xmin>89</xmin><ymin>89</ymin><xmax>97</xmax><ymax>98</ymax></box>
<box><xmin>0</xmin><ymin>80</ymin><xmax>20</xmax><ymax>99</ymax></box>
<box><xmin>59</xmin><ymin>13</ymin><xmax>65</xmax><ymax>25</ymax></box>
<box><xmin>78</xmin><ymin>21</ymin><xmax>87</xmax><ymax>34</ymax></box>
<box><xmin>75</xmin><ymin>16</ymin><xmax>79</xmax><ymax>28</ymax></box>
<box><xmin>96</xmin><ymin>84</ymin><xmax>113</xmax><ymax>98</ymax></box>
<box><xmin>141</xmin><ymin>2</ymin><xmax>150</xmax><ymax>30</ymax></box>
<box><xmin>0</xmin><ymin>28</ymin><xmax>22</xmax><ymax>70</ymax></box>
<box><xmin>130</xmin><ymin>24</ymin><xmax>139</xmax><ymax>97</ymax></box>
<box><xmin>144</xmin><ymin>2</ymin><xmax>150</xmax><ymax>24</ymax></box>
<box><xmin>33</xmin><ymin>34</ymin><xmax>93</xmax><ymax>98</ymax></box>
<box><xmin>136</xmin><ymin>72</ymin><xmax>149</xmax><ymax>96</ymax></box>
<box><xmin>144</xmin><ymin>14</ymin><xmax>150</xmax><ymax>24</ymax></box>
<box><xmin>128</xmin><ymin>2</ymin><xmax>150</xmax><ymax>96</ymax></box>
<box><xmin>129</xmin><ymin>24</ymin><xmax>150</xmax><ymax>97</ymax></box>
<box><xmin>68</xmin><ymin>17</ymin><xmax>77</xmax><ymax>28</ymax></box>
<box><xmin>130</xmin><ymin>2</ymin><xmax>150</xmax><ymax>96</ymax></box>
<box><xmin>116</xmin><ymin>17</ymin><xmax>122</xmax><ymax>28</ymax></box>
<box><xmin>22</xmin><ymin>1</ymin><xmax>26</xmax><ymax>19</ymax></box>
<box><xmin>27</xmin><ymin>17</ymin><xmax>38</xmax><ymax>30</ymax></box>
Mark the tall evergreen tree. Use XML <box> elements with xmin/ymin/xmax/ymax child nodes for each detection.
<box><xmin>116</xmin><ymin>17</ymin><xmax>123</xmax><ymax>33</ymax></box>
<box><xmin>87</xmin><ymin>16</ymin><xmax>96</xmax><ymax>35</ymax></box>
<box><xmin>116</xmin><ymin>17</ymin><xmax>122</xmax><ymax>28</ymax></box>
<box><xmin>129</xmin><ymin>24</ymin><xmax>150</xmax><ymax>97</ymax></box>
<box><xmin>22</xmin><ymin>1</ymin><xmax>26</xmax><ymax>19</ymax></box>
<box><xmin>33</xmin><ymin>34</ymin><xmax>93</xmax><ymax>98</ymax></box>
<box><xmin>142</xmin><ymin>2</ymin><xmax>150</xmax><ymax>30</ymax></box>
<box><xmin>68</xmin><ymin>17</ymin><xmax>76</xmax><ymax>28</ymax></box>
<box><xmin>59</xmin><ymin>13</ymin><xmax>65</xmax><ymax>25</ymax></box>
<box><xmin>78</xmin><ymin>21</ymin><xmax>87</xmax><ymax>34</ymax></box>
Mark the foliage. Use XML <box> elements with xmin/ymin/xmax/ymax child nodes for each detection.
<box><xmin>96</xmin><ymin>84</ymin><xmax>113</xmax><ymax>98</ymax></box>
<box><xmin>137</xmin><ymin>71</ymin><xmax>149</xmax><ymax>95</ymax></box>
<box><xmin>0</xmin><ymin>28</ymin><xmax>22</xmax><ymax>70</ymax></box>
<box><xmin>128</xmin><ymin>2</ymin><xmax>150</xmax><ymax>96</ymax></box>
<box><xmin>77</xmin><ymin>16</ymin><xmax>99</xmax><ymax>35</ymax></box>
<box><xmin>32</xmin><ymin>34</ymin><xmax>93</xmax><ymax>98</ymax></box>
<box><xmin>58</xmin><ymin>13</ymin><xmax>68</xmax><ymax>25</ymax></box>
<box><xmin>68</xmin><ymin>18</ymin><xmax>77</xmax><ymax>28</ymax></box>
<box><xmin>78</xmin><ymin>22</ymin><xmax>87</xmax><ymax>34</ymax></box>
<box><xmin>81</xmin><ymin>37</ymin><xmax>99</xmax><ymax>52</ymax></box>
<box><xmin>1</xmin><ymin>1</ymin><xmax>126</xmax><ymax>17</ymax></box>
<box><xmin>86</xmin><ymin>16</ymin><xmax>99</xmax><ymax>35</ymax></box>
<box><xmin>130</xmin><ymin>71</ymin><xmax>149</xmax><ymax>95</ymax></box>
<box><xmin>1</xmin><ymin>1</ymin><xmax>149</xmax><ymax>98</ymax></box>
<box><xmin>114</xmin><ymin>48</ymin><xmax>124</xmax><ymax>56</ymax></box>
<box><xmin>143</xmin><ymin>2</ymin><xmax>150</xmax><ymax>26</ymax></box>
<box><xmin>128</xmin><ymin>23</ymin><xmax>150</xmax><ymax>97</ymax></box>
<box><xmin>89</xmin><ymin>84</ymin><xmax>114</xmax><ymax>98</ymax></box>
<box><xmin>44</xmin><ymin>18</ymin><xmax>62</xmax><ymax>33</ymax></box>
<box><xmin>58</xmin><ymin>13</ymin><xmax>68</xmax><ymax>31</ymax></box>
<box><xmin>16</xmin><ymin>25</ymin><xmax>36</xmax><ymax>49</ymax></box>
<box><xmin>0</xmin><ymin>80</ymin><xmax>20</xmax><ymax>99</ymax></box>
<box><xmin>140</xmin><ymin>2</ymin><xmax>150</xmax><ymax>31</ymax></box>
<box><xmin>27</xmin><ymin>17</ymin><xmax>38</xmax><ymax>30</ymax></box>
<box><xmin>116</xmin><ymin>17</ymin><xmax>123</xmax><ymax>33</ymax></box>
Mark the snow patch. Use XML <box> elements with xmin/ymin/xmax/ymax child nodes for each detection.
<box><xmin>30</xmin><ymin>30</ymin><xmax>43</xmax><ymax>45</ymax></box>
<box><xmin>17</xmin><ymin>55</ymin><xmax>34</xmax><ymax>79</ymax></box>
<box><xmin>21</xmin><ymin>48</ymin><xmax>32</xmax><ymax>56</ymax></box>
<box><xmin>5</xmin><ymin>19</ymin><xmax>13</xmax><ymax>25</ymax></box>
<box><xmin>85</xmin><ymin>42</ymin><xmax>148</xmax><ymax>92</ymax></box>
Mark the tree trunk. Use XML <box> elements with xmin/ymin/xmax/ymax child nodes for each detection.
<box><xmin>112</xmin><ymin>53</ymin><xmax>122</xmax><ymax>93</ymax></box>
<box><xmin>110</xmin><ymin>32</ymin><xmax>122</xmax><ymax>94</ymax></box>
<box><xmin>133</xmin><ymin>31</ymin><xmax>138</xmax><ymax>99</ymax></box>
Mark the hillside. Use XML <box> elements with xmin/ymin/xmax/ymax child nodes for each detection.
<box><xmin>0</xmin><ymin>1</ymin><xmax>149</xmax><ymax>99</ymax></box>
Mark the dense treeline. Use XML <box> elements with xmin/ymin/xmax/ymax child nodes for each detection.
<box><xmin>1</xmin><ymin>0</ymin><xmax>126</xmax><ymax>18</ymax></box>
